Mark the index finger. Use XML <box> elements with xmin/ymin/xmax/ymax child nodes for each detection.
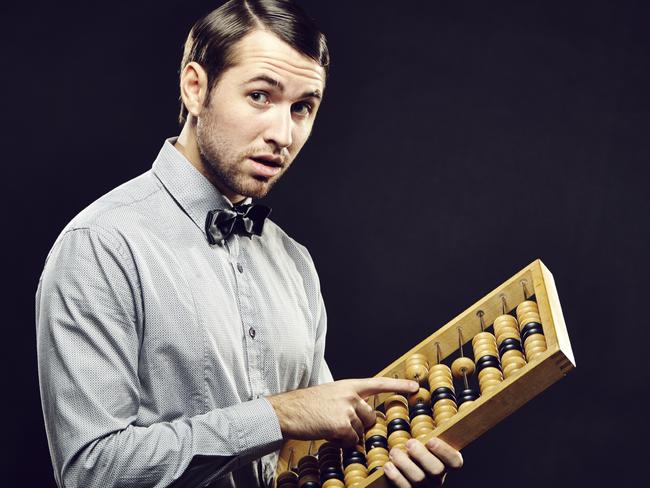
<box><xmin>350</xmin><ymin>377</ymin><xmax>419</xmax><ymax>397</ymax></box>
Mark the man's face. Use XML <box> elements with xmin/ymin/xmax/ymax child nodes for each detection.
<box><xmin>194</xmin><ymin>29</ymin><xmax>325</xmax><ymax>202</ymax></box>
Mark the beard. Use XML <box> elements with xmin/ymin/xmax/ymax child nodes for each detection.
<box><xmin>195</xmin><ymin>109</ymin><xmax>289</xmax><ymax>200</ymax></box>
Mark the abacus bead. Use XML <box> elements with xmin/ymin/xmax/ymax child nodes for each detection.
<box><xmin>387</xmin><ymin>418</ymin><xmax>410</xmax><ymax>434</ymax></box>
<box><xmin>499</xmin><ymin>338</ymin><xmax>523</xmax><ymax>355</ymax></box>
<box><xmin>406</xmin><ymin>363</ymin><xmax>429</xmax><ymax>383</ymax></box>
<box><xmin>384</xmin><ymin>395</ymin><xmax>409</xmax><ymax>410</ymax></box>
<box><xmin>408</xmin><ymin>388</ymin><xmax>431</xmax><ymax>406</ymax></box>
<box><xmin>322</xmin><ymin>480</ymin><xmax>345</xmax><ymax>488</ymax></box>
<box><xmin>476</xmin><ymin>355</ymin><xmax>500</xmax><ymax>373</ymax></box>
<box><xmin>517</xmin><ymin>300</ymin><xmax>538</xmax><ymax>313</ymax></box>
<box><xmin>451</xmin><ymin>357</ymin><xmax>476</xmax><ymax>378</ymax></box>
<box><xmin>431</xmin><ymin>386</ymin><xmax>456</xmax><ymax>402</ymax></box>
<box><xmin>298</xmin><ymin>480</ymin><xmax>320</xmax><ymax>488</ymax></box>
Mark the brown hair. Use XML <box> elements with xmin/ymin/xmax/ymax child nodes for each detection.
<box><xmin>178</xmin><ymin>0</ymin><xmax>330</xmax><ymax>124</ymax></box>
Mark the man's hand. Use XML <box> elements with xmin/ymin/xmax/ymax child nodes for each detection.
<box><xmin>383</xmin><ymin>437</ymin><xmax>463</xmax><ymax>487</ymax></box>
<box><xmin>266</xmin><ymin>378</ymin><xmax>419</xmax><ymax>446</ymax></box>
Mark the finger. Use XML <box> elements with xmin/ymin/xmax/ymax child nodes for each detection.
<box><xmin>351</xmin><ymin>377</ymin><xmax>419</xmax><ymax>397</ymax></box>
<box><xmin>405</xmin><ymin>439</ymin><xmax>445</xmax><ymax>477</ymax></box>
<box><xmin>383</xmin><ymin>461</ymin><xmax>412</xmax><ymax>488</ymax></box>
<box><xmin>355</xmin><ymin>399</ymin><xmax>377</xmax><ymax>429</ymax></box>
<box><xmin>389</xmin><ymin>446</ymin><xmax>426</xmax><ymax>484</ymax></box>
<box><xmin>349</xmin><ymin>416</ymin><xmax>364</xmax><ymax>448</ymax></box>
<box><xmin>425</xmin><ymin>438</ymin><xmax>464</xmax><ymax>470</ymax></box>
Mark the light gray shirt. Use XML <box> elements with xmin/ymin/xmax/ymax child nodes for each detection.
<box><xmin>36</xmin><ymin>139</ymin><xmax>332</xmax><ymax>488</ymax></box>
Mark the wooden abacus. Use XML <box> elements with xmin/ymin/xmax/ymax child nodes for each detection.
<box><xmin>274</xmin><ymin>259</ymin><xmax>575</xmax><ymax>488</ymax></box>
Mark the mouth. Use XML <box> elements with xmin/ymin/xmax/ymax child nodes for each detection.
<box><xmin>248</xmin><ymin>155</ymin><xmax>283</xmax><ymax>178</ymax></box>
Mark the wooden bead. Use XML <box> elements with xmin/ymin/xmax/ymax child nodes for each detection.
<box><xmin>431</xmin><ymin>397</ymin><xmax>456</xmax><ymax>408</ymax></box>
<box><xmin>408</xmin><ymin>388</ymin><xmax>431</xmax><ymax>406</ymax></box>
<box><xmin>367</xmin><ymin>460</ymin><xmax>387</xmax><ymax>472</ymax></box>
<box><xmin>516</xmin><ymin>300</ymin><xmax>538</xmax><ymax>314</ymax></box>
<box><xmin>365</xmin><ymin>426</ymin><xmax>387</xmax><ymax>439</ymax></box>
<box><xmin>407</xmin><ymin>353</ymin><xmax>429</xmax><ymax>366</ymax></box>
<box><xmin>458</xmin><ymin>400</ymin><xmax>474</xmax><ymax>411</ymax></box>
<box><xmin>322</xmin><ymin>480</ymin><xmax>345</xmax><ymax>488</ymax></box>
<box><xmin>384</xmin><ymin>395</ymin><xmax>408</xmax><ymax>410</ymax></box>
<box><xmin>344</xmin><ymin>464</ymin><xmax>367</xmax><ymax>476</ymax></box>
<box><xmin>406</xmin><ymin>363</ymin><xmax>429</xmax><ymax>383</ymax></box>
<box><xmin>410</xmin><ymin>414</ymin><xmax>435</xmax><ymax>427</ymax></box>
<box><xmin>451</xmin><ymin>357</ymin><xmax>475</xmax><ymax>378</ymax></box>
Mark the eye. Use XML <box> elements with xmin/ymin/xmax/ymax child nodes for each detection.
<box><xmin>249</xmin><ymin>92</ymin><xmax>269</xmax><ymax>105</ymax></box>
<box><xmin>292</xmin><ymin>101</ymin><xmax>313</xmax><ymax>117</ymax></box>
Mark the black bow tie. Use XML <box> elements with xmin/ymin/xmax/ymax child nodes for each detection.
<box><xmin>205</xmin><ymin>203</ymin><xmax>272</xmax><ymax>244</ymax></box>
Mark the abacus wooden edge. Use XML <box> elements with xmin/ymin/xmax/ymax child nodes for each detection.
<box><xmin>275</xmin><ymin>259</ymin><xmax>575</xmax><ymax>487</ymax></box>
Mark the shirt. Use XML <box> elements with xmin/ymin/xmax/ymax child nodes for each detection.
<box><xmin>35</xmin><ymin>138</ymin><xmax>333</xmax><ymax>488</ymax></box>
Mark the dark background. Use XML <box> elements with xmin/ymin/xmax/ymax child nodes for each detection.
<box><xmin>3</xmin><ymin>0</ymin><xmax>649</xmax><ymax>486</ymax></box>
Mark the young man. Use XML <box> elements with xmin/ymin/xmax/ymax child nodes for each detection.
<box><xmin>36</xmin><ymin>1</ymin><xmax>463</xmax><ymax>487</ymax></box>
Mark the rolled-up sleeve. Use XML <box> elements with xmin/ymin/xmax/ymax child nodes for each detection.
<box><xmin>36</xmin><ymin>227</ymin><xmax>283</xmax><ymax>488</ymax></box>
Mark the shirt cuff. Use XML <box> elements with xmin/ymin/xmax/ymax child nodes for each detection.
<box><xmin>192</xmin><ymin>397</ymin><xmax>283</xmax><ymax>460</ymax></box>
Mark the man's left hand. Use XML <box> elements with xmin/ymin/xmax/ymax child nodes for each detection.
<box><xmin>382</xmin><ymin>437</ymin><xmax>463</xmax><ymax>487</ymax></box>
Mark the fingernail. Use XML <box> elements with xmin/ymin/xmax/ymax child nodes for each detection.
<box><xmin>384</xmin><ymin>462</ymin><xmax>394</xmax><ymax>473</ymax></box>
<box><xmin>427</xmin><ymin>437</ymin><xmax>438</xmax><ymax>449</ymax></box>
<box><xmin>406</xmin><ymin>439</ymin><xmax>416</xmax><ymax>450</ymax></box>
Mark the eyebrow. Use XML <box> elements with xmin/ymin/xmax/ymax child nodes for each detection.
<box><xmin>243</xmin><ymin>75</ymin><xmax>322</xmax><ymax>100</ymax></box>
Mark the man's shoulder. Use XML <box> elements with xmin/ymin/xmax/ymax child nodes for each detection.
<box><xmin>64</xmin><ymin>170</ymin><xmax>163</xmax><ymax>236</ymax></box>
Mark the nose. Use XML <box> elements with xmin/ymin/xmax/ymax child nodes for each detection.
<box><xmin>263</xmin><ymin>106</ymin><xmax>293</xmax><ymax>150</ymax></box>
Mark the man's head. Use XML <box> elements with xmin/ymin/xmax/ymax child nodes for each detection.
<box><xmin>177</xmin><ymin>0</ymin><xmax>329</xmax><ymax>202</ymax></box>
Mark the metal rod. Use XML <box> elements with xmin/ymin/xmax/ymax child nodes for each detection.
<box><xmin>477</xmin><ymin>310</ymin><xmax>485</xmax><ymax>331</ymax></box>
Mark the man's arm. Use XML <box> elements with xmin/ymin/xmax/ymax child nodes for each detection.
<box><xmin>36</xmin><ymin>227</ymin><xmax>282</xmax><ymax>488</ymax></box>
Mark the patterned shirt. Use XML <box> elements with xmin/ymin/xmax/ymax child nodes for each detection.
<box><xmin>36</xmin><ymin>139</ymin><xmax>333</xmax><ymax>488</ymax></box>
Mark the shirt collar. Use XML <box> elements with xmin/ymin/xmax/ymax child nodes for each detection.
<box><xmin>152</xmin><ymin>137</ymin><xmax>252</xmax><ymax>238</ymax></box>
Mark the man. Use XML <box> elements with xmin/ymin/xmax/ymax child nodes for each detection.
<box><xmin>36</xmin><ymin>1</ymin><xmax>463</xmax><ymax>487</ymax></box>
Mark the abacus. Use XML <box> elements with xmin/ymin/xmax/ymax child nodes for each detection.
<box><xmin>274</xmin><ymin>260</ymin><xmax>575</xmax><ymax>488</ymax></box>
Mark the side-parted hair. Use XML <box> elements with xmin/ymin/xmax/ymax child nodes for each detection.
<box><xmin>178</xmin><ymin>0</ymin><xmax>330</xmax><ymax>125</ymax></box>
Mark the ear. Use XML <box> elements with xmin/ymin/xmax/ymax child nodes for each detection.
<box><xmin>179</xmin><ymin>62</ymin><xmax>210</xmax><ymax>118</ymax></box>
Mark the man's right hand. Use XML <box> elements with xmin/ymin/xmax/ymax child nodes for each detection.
<box><xmin>266</xmin><ymin>378</ymin><xmax>419</xmax><ymax>446</ymax></box>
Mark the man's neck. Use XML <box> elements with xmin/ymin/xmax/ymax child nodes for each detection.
<box><xmin>174</xmin><ymin>122</ymin><xmax>246</xmax><ymax>205</ymax></box>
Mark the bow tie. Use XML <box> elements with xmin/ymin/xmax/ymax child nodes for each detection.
<box><xmin>205</xmin><ymin>203</ymin><xmax>272</xmax><ymax>244</ymax></box>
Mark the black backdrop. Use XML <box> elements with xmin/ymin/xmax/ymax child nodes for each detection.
<box><xmin>4</xmin><ymin>0</ymin><xmax>649</xmax><ymax>486</ymax></box>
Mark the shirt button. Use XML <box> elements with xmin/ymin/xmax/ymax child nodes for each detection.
<box><xmin>249</xmin><ymin>327</ymin><xmax>256</xmax><ymax>339</ymax></box>
<box><xmin>237</xmin><ymin>262</ymin><xmax>244</xmax><ymax>273</ymax></box>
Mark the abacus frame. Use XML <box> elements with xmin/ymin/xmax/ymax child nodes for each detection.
<box><xmin>275</xmin><ymin>259</ymin><xmax>576</xmax><ymax>488</ymax></box>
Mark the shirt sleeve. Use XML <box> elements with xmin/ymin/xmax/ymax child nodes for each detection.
<box><xmin>36</xmin><ymin>227</ymin><xmax>283</xmax><ymax>488</ymax></box>
<box><xmin>308</xmin><ymin>292</ymin><xmax>334</xmax><ymax>386</ymax></box>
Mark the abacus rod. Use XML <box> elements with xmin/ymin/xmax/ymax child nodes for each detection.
<box><xmin>477</xmin><ymin>310</ymin><xmax>485</xmax><ymax>331</ymax></box>
<box><xmin>287</xmin><ymin>448</ymin><xmax>294</xmax><ymax>472</ymax></box>
<box><xmin>435</xmin><ymin>342</ymin><xmax>442</xmax><ymax>364</ymax></box>
<box><xmin>521</xmin><ymin>279</ymin><xmax>529</xmax><ymax>300</ymax></box>
<box><xmin>500</xmin><ymin>294</ymin><xmax>507</xmax><ymax>315</ymax></box>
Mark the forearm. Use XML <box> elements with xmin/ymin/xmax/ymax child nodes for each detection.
<box><xmin>53</xmin><ymin>398</ymin><xmax>282</xmax><ymax>488</ymax></box>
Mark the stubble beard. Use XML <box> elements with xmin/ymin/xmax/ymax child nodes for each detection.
<box><xmin>195</xmin><ymin>114</ymin><xmax>286</xmax><ymax>201</ymax></box>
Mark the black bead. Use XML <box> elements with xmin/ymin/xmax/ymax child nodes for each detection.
<box><xmin>387</xmin><ymin>418</ymin><xmax>410</xmax><ymax>435</ymax></box>
<box><xmin>365</xmin><ymin>435</ymin><xmax>388</xmax><ymax>451</ymax></box>
<box><xmin>498</xmin><ymin>338</ymin><xmax>523</xmax><ymax>356</ymax></box>
<box><xmin>457</xmin><ymin>388</ymin><xmax>479</xmax><ymax>405</ymax></box>
<box><xmin>521</xmin><ymin>322</ymin><xmax>544</xmax><ymax>342</ymax></box>
<box><xmin>300</xmin><ymin>482</ymin><xmax>321</xmax><ymax>488</ymax></box>
<box><xmin>320</xmin><ymin>468</ymin><xmax>344</xmax><ymax>482</ymax></box>
<box><xmin>342</xmin><ymin>455</ymin><xmax>366</xmax><ymax>467</ymax></box>
<box><xmin>476</xmin><ymin>355</ymin><xmax>500</xmax><ymax>374</ymax></box>
<box><xmin>431</xmin><ymin>386</ymin><xmax>456</xmax><ymax>404</ymax></box>
<box><xmin>409</xmin><ymin>404</ymin><xmax>431</xmax><ymax>419</ymax></box>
